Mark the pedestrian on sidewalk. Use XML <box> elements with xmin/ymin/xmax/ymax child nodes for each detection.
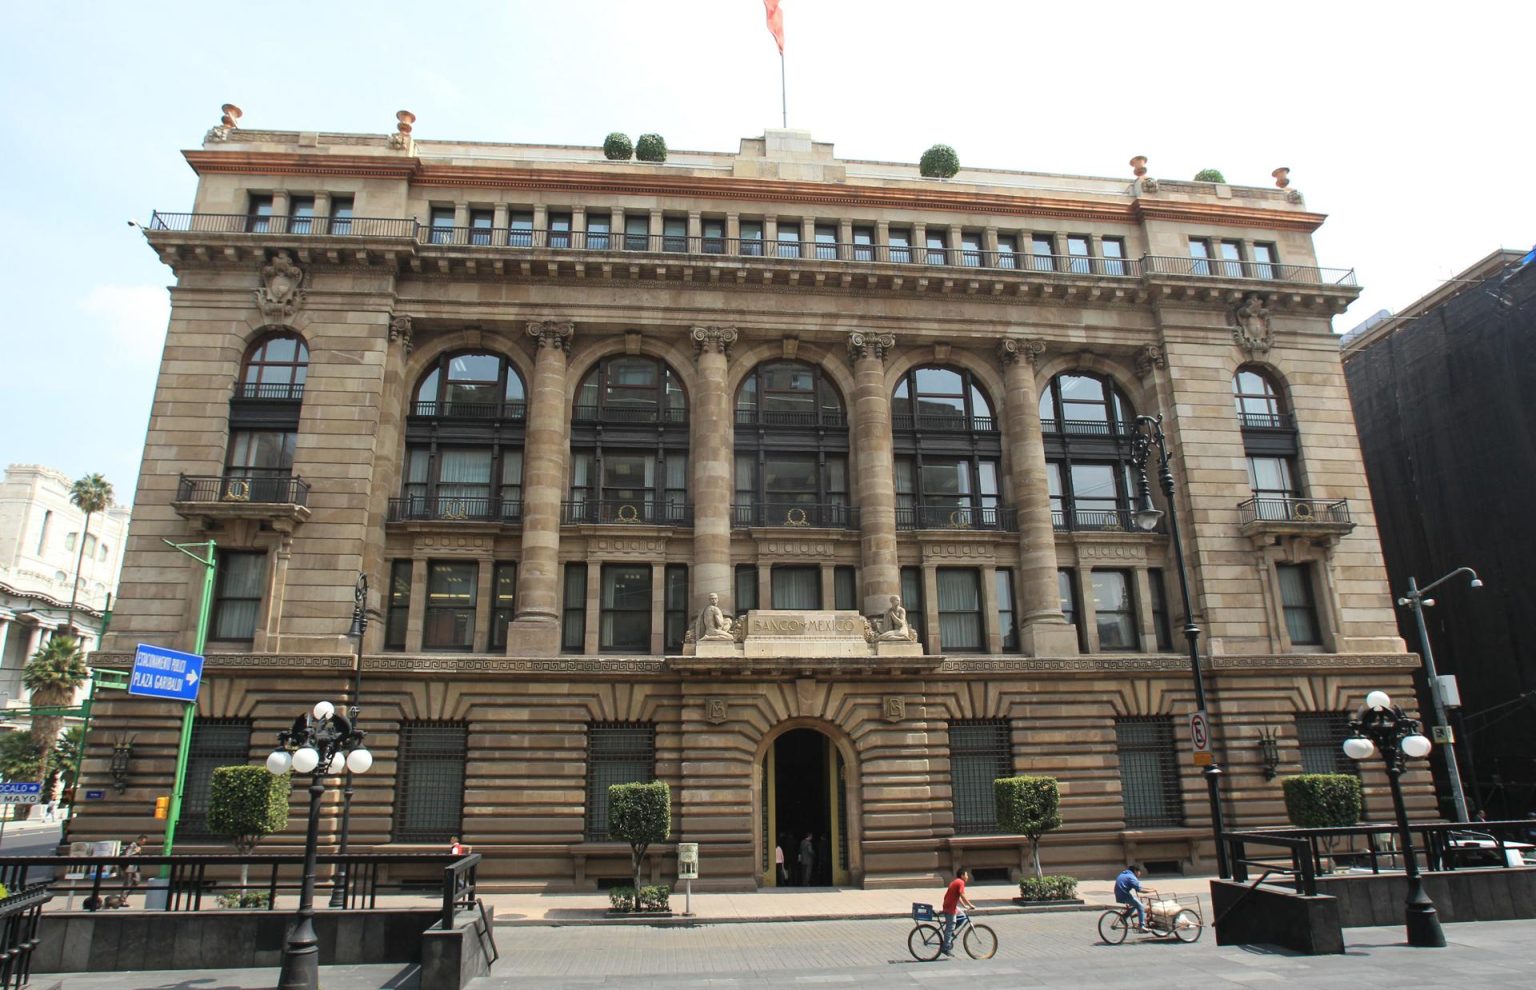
<box><xmin>449</xmin><ymin>836</ymin><xmax>470</xmax><ymax>856</ymax></box>
<box><xmin>123</xmin><ymin>833</ymin><xmax>149</xmax><ymax>890</ymax></box>
<box><xmin>775</xmin><ymin>835</ymin><xmax>788</xmax><ymax>884</ymax></box>
<box><xmin>798</xmin><ymin>832</ymin><xmax>815</xmax><ymax>887</ymax></box>
<box><xmin>43</xmin><ymin>799</ymin><xmax>58</xmax><ymax>822</ymax></box>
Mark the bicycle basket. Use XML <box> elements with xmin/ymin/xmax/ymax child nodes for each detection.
<box><xmin>912</xmin><ymin>902</ymin><xmax>936</xmax><ymax>921</ymax></box>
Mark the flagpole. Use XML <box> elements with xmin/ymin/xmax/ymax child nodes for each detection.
<box><xmin>780</xmin><ymin>51</ymin><xmax>787</xmax><ymax>128</ymax></box>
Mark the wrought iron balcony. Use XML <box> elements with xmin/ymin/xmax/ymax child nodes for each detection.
<box><xmin>176</xmin><ymin>473</ymin><xmax>309</xmax><ymax>505</ymax></box>
<box><xmin>234</xmin><ymin>382</ymin><xmax>305</xmax><ymax>401</ymax></box>
<box><xmin>891</xmin><ymin>412</ymin><xmax>998</xmax><ymax>433</ymax></box>
<box><xmin>410</xmin><ymin>400</ymin><xmax>527</xmax><ymax>421</ymax></box>
<box><xmin>1237</xmin><ymin>411</ymin><xmax>1296</xmax><ymax>430</ymax></box>
<box><xmin>1051</xmin><ymin>507</ymin><xmax>1162</xmax><ymax>533</ymax></box>
<box><xmin>895</xmin><ymin>505</ymin><xmax>1017</xmax><ymax>532</ymax></box>
<box><xmin>571</xmin><ymin>405</ymin><xmax>687</xmax><ymax>426</ymax></box>
<box><xmin>1143</xmin><ymin>255</ymin><xmax>1358</xmax><ymax>286</ymax></box>
<box><xmin>734</xmin><ymin>408</ymin><xmax>848</xmax><ymax>428</ymax></box>
<box><xmin>731</xmin><ymin>502</ymin><xmax>859</xmax><ymax>530</ymax></box>
<box><xmin>148</xmin><ymin>212</ymin><xmax>418</xmax><ymax>239</ymax></box>
<box><xmin>1238</xmin><ymin>496</ymin><xmax>1352</xmax><ymax>527</ymax></box>
<box><xmin>387</xmin><ymin>495</ymin><xmax>522</xmax><ymax>523</ymax></box>
<box><xmin>1041</xmin><ymin>418</ymin><xmax>1136</xmax><ymax>437</ymax></box>
<box><xmin>561</xmin><ymin>500</ymin><xmax>693</xmax><ymax>526</ymax></box>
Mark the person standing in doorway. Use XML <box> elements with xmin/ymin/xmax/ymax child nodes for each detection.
<box><xmin>798</xmin><ymin>832</ymin><xmax>816</xmax><ymax>886</ymax></box>
<box><xmin>775</xmin><ymin>834</ymin><xmax>789</xmax><ymax>884</ymax></box>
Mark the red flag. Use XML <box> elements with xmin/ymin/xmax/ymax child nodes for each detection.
<box><xmin>763</xmin><ymin>0</ymin><xmax>785</xmax><ymax>54</ymax></box>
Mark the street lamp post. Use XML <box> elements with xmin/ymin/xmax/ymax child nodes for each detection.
<box><xmin>1343</xmin><ymin>690</ymin><xmax>1444</xmax><ymax>948</ymax></box>
<box><xmin>1129</xmin><ymin>413</ymin><xmax>1230</xmax><ymax>879</ymax></box>
<box><xmin>266</xmin><ymin>700</ymin><xmax>373</xmax><ymax>990</ymax></box>
<box><xmin>1396</xmin><ymin>567</ymin><xmax>1482</xmax><ymax>822</ymax></box>
<box><xmin>328</xmin><ymin>572</ymin><xmax>368</xmax><ymax>908</ymax></box>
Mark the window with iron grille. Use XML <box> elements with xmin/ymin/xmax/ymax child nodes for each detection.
<box><xmin>1296</xmin><ymin>713</ymin><xmax>1359</xmax><ymax>777</ymax></box>
<box><xmin>1115</xmin><ymin>718</ymin><xmax>1184</xmax><ymax>827</ymax></box>
<box><xmin>178</xmin><ymin>719</ymin><xmax>252</xmax><ymax>838</ymax></box>
<box><xmin>950</xmin><ymin>720</ymin><xmax>1013</xmax><ymax>834</ymax></box>
<box><xmin>393</xmin><ymin>722</ymin><xmax>468</xmax><ymax>842</ymax></box>
<box><xmin>384</xmin><ymin>560</ymin><xmax>411</xmax><ymax>650</ymax></box>
<box><xmin>585</xmin><ymin>723</ymin><xmax>656</xmax><ymax>840</ymax></box>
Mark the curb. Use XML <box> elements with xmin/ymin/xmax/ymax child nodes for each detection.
<box><xmin>493</xmin><ymin>901</ymin><xmax>1113</xmax><ymax>928</ymax></box>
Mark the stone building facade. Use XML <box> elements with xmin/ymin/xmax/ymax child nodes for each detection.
<box><xmin>76</xmin><ymin>117</ymin><xmax>1423</xmax><ymax>889</ymax></box>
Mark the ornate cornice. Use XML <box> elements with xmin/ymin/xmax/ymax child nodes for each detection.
<box><xmin>690</xmin><ymin>325</ymin><xmax>738</xmax><ymax>358</ymax></box>
<box><xmin>996</xmin><ymin>337</ymin><xmax>1046</xmax><ymax>367</ymax></box>
<box><xmin>847</xmin><ymin>331</ymin><xmax>896</xmax><ymax>365</ymax></box>
<box><xmin>527</xmin><ymin>320</ymin><xmax>574</xmax><ymax>352</ymax></box>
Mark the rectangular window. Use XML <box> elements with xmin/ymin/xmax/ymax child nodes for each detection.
<box><xmin>997</xmin><ymin>569</ymin><xmax>1018</xmax><ymax>652</ymax></box>
<box><xmin>813</xmin><ymin>223</ymin><xmax>838</xmax><ymax>260</ymax></box>
<box><xmin>925</xmin><ymin>229</ymin><xmax>948</xmax><ymax>265</ymax></box>
<box><xmin>1116</xmin><ymin>718</ymin><xmax>1183</xmax><ymax>827</ymax></box>
<box><xmin>1247</xmin><ymin>456</ymin><xmax>1296</xmax><ymax>499</ymax></box>
<box><xmin>585</xmin><ymin>213</ymin><xmax>611</xmax><ymax>250</ymax></box>
<box><xmin>1277</xmin><ymin>564</ymin><xmax>1322</xmax><ymax>646</ymax></box>
<box><xmin>735</xmin><ymin>564</ymin><xmax>759</xmax><ymax>612</ymax></box>
<box><xmin>996</xmin><ymin>233</ymin><xmax>1019</xmax><ymax>269</ymax></box>
<box><xmin>247</xmin><ymin>194</ymin><xmax>274</xmax><ymax>233</ymax></box>
<box><xmin>210</xmin><ymin>551</ymin><xmax>266</xmax><ymax>642</ymax></box>
<box><xmin>1066</xmin><ymin>235</ymin><xmax>1091</xmax><ymax>274</ymax></box>
<box><xmin>776</xmin><ymin>223</ymin><xmax>802</xmax><ymax>258</ymax></box>
<box><xmin>601</xmin><ymin>564</ymin><xmax>651</xmax><ymax>651</ymax></box>
<box><xmin>772</xmin><ymin>566</ymin><xmax>820</xmax><ymax>609</ymax></box>
<box><xmin>1252</xmin><ymin>242</ymin><xmax>1277</xmax><ymax>280</ymax></box>
<box><xmin>393</xmin><ymin>722</ymin><xmax>468</xmax><ymax>842</ymax></box>
<box><xmin>624</xmin><ymin>214</ymin><xmax>649</xmax><ymax>251</ymax></box>
<box><xmin>887</xmin><ymin>227</ymin><xmax>912</xmax><ymax>263</ymax></box>
<box><xmin>1102</xmin><ymin>236</ymin><xmax>1127</xmax><ymax>275</ymax></box>
<box><xmin>851</xmin><ymin>226</ymin><xmax>874</xmax><ymax>261</ymax></box>
<box><xmin>900</xmin><ymin>566</ymin><xmax>925</xmax><ymax>643</ymax></box>
<box><xmin>288</xmin><ymin>196</ymin><xmax>315</xmax><ymax>235</ymax></box>
<box><xmin>1148</xmin><ymin>569</ymin><xmax>1173</xmax><ymax>652</ymax></box>
<box><xmin>1218</xmin><ymin>239</ymin><xmax>1244</xmax><ymax>277</ymax></box>
<box><xmin>429</xmin><ymin>206</ymin><xmax>455</xmax><ymax>244</ymax></box>
<box><xmin>549</xmin><ymin>211</ymin><xmax>572</xmax><ymax>248</ymax></box>
<box><xmin>1188</xmin><ymin>238</ymin><xmax>1211</xmax><ymax>275</ymax></box>
<box><xmin>489</xmin><ymin>562</ymin><xmax>517</xmax><ymax>650</ymax></box>
<box><xmin>328</xmin><ymin>196</ymin><xmax>353</xmax><ymax>235</ymax></box>
<box><xmin>1092</xmin><ymin>570</ymin><xmax>1138</xmax><ymax>651</ymax></box>
<box><xmin>385</xmin><ymin>560</ymin><xmax>412</xmax><ymax>650</ymax></box>
<box><xmin>834</xmin><ymin>566</ymin><xmax>858</xmax><ymax>611</ymax></box>
<box><xmin>739</xmin><ymin>220</ymin><xmax>764</xmax><ymax>256</ymax></box>
<box><xmin>1296</xmin><ymin>713</ymin><xmax>1359</xmax><ymax>776</ymax></box>
<box><xmin>424</xmin><ymin>561</ymin><xmax>476</xmax><ymax>650</ymax></box>
<box><xmin>508</xmin><ymin>211</ymin><xmax>534</xmax><ymax>247</ymax></box>
<box><xmin>179</xmin><ymin>719</ymin><xmax>252</xmax><ymax>838</ymax></box>
<box><xmin>586</xmin><ymin>723</ymin><xmax>656</xmax><ymax>840</ymax></box>
<box><xmin>1030</xmin><ymin>234</ymin><xmax>1056</xmax><ymax>271</ymax></box>
<box><xmin>950</xmin><ymin>720</ymin><xmax>1012</xmax><ymax>834</ymax></box>
<box><xmin>561</xmin><ymin>563</ymin><xmax>588</xmax><ymax>653</ymax></box>
<box><xmin>701</xmin><ymin>217</ymin><xmax>726</xmax><ymax>254</ymax></box>
<box><xmin>1059</xmin><ymin>569</ymin><xmax>1083</xmax><ymax>650</ymax></box>
<box><xmin>469</xmin><ymin>208</ymin><xmax>495</xmax><ymax>246</ymax></box>
<box><xmin>664</xmin><ymin>564</ymin><xmax>688</xmax><ymax>652</ymax></box>
<box><xmin>959</xmin><ymin>231</ymin><xmax>983</xmax><ymax>267</ymax></box>
<box><xmin>662</xmin><ymin>215</ymin><xmax>687</xmax><ymax>252</ymax></box>
<box><xmin>937</xmin><ymin>569</ymin><xmax>983</xmax><ymax>651</ymax></box>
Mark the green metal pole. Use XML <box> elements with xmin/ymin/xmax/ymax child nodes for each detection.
<box><xmin>160</xmin><ymin>540</ymin><xmax>216</xmax><ymax>863</ymax></box>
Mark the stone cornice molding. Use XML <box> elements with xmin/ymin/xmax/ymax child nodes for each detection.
<box><xmin>690</xmin><ymin>325</ymin><xmax>739</xmax><ymax>358</ymax></box>
<box><xmin>527</xmin><ymin>320</ymin><xmax>574</xmax><ymax>352</ymax></box>
<box><xmin>847</xmin><ymin>331</ymin><xmax>896</xmax><ymax>365</ymax></box>
<box><xmin>997</xmin><ymin>337</ymin><xmax>1046</xmax><ymax>367</ymax></box>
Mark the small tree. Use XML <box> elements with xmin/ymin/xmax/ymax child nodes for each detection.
<box><xmin>24</xmin><ymin>636</ymin><xmax>90</xmax><ymax>789</ymax></box>
<box><xmin>609</xmin><ymin>780</ymin><xmax>671</xmax><ymax>896</ymax></box>
<box><xmin>635</xmin><ymin>133</ymin><xmax>668</xmax><ymax>163</ymax></box>
<box><xmin>1283</xmin><ymin>773</ymin><xmax>1362</xmax><ymax>871</ymax></box>
<box><xmin>919</xmin><ymin>144</ymin><xmax>960</xmax><ymax>179</ymax></box>
<box><xmin>207</xmin><ymin>765</ymin><xmax>290</xmax><ymax>904</ymax></box>
<box><xmin>1193</xmin><ymin>168</ymin><xmax>1226</xmax><ymax>183</ymax></box>
<box><xmin>995</xmin><ymin>775</ymin><xmax>1062</xmax><ymax>878</ymax></box>
<box><xmin>603</xmin><ymin>132</ymin><xmax>633</xmax><ymax>161</ymax></box>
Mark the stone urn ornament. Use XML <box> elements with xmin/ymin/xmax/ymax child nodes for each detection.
<box><xmin>1272</xmin><ymin>167</ymin><xmax>1291</xmax><ymax>189</ymax></box>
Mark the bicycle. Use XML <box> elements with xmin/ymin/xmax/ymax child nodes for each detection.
<box><xmin>908</xmin><ymin>902</ymin><xmax>998</xmax><ymax>960</ymax></box>
<box><xmin>1097</xmin><ymin>890</ymin><xmax>1202</xmax><ymax>944</ymax></box>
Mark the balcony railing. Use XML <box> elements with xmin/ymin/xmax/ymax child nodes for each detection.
<box><xmin>895</xmin><ymin>505</ymin><xmax>1017</xmax><ymax>532</ymax></box>
<box><xmin>177</xmin><ymin>474</ymin><xmax>310</xmax><ymax>505</ymax></box>
<box><xmin>1237</xmin><ymin>411</ymin><xmax>1296</xmax><ymax>430</ymax></box>
<box><xmin>388</xmin><ymin>495</ymin><xmax>522</xmax><ymax>523</ymax></box>
<box><xmin>1042</xmin><ymin>418</ymin><xmax>1135</xmax><ymax>437</ymax></box>
<box><xmin>731</xmin><ymin>502</ymin><xmax>859</xmax><ymax>530</ymax></box>
<box><xmin>571</xmin><ymin>405</ymin><xmax>688</xmax><ymax>426</ymax></box>
<box><xmin>1238</xmin><ymin>496</ymin><xmax>1352</xmax><ymax>525</ymax></box>
<box><xmin>148</xmin><ymin>212</ymin><xmax>417</xmax><ymax>238</ymax></box>
<box><xmin>410</xmin><ymin>400</ymin><xmax>527</xmax><ymax>421</ymax></box>
<box><xmin>561</xmin><ymin>500</ymin><xmax>693</xmax><ymax>526</ymax></box>
<box><xmin>1051</xmin><ymin>507</ymin><xmax>1162</xmax><ymax>533</ymax></box>
<box><xmin>892</xmin><ymin>413</ymin><xmax>998</xmax><ymax>433</ymax></box>
<box><xmin>1143</xmin><ymin>255</ymin><xmax>1358</xmax><ymax>286</ymax></box>
<box><xmin>234</xmin><ymin>382</ymin><xmax>305</xmax><ymax>401</ymax></box>
<box><xmin>734</xmin><ymin>408</ymin><xmax>848</xmax><ymax>428</ymax></box>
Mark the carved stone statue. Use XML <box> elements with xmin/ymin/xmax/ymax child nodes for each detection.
<box><xmin>878</xmin><ymin>595</ymin><xmax>916</xmax><ymax>642</ymax></box>
<box><xmin>694</xmin><ymin>593</ymin><xmax>735</xmax><ymax>641</ymax></box>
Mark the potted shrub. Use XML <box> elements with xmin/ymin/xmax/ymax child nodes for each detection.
<box><xmin>919</xmin><ymin>144</ymin><xmax>960</xmax><ymax>179</ymax></box>
<box><xmin>1282</xmin><ymin>773</ymin><xmax>1362</xmax><ymax>872</ymax></box>
<box><xmin>635</xmin><ymin>133</ymin><xmax>668</xmax><ymax>163</ymax></box>
<box><xmin>608</xmin><ymin>780</ymin><xmax>671</xmax><ymax>907</ymax></box>
<box><xmin>1193</xmin><ymin>168</ymin><xmax>1226</xmax><ymax>183</ymax></box>
<box><xmin>996</xmin><ymin>775</ymin><xmax>1062</xmax><ymax>878</ymax></box>
<box><xmin>603</xmin><ymin>132</ymin><xmax>633</xmax><ymax>161</ymax></box>
<box><xmin>207</xmin><ymin>764</ymin><xmax>290</xmax><ymax>907</ymax></box>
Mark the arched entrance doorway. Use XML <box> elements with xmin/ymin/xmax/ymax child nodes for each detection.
<box><xmin>760</xmin><ymin>727</ymin><xmax>852</xmax><ymax>887</ymax></box>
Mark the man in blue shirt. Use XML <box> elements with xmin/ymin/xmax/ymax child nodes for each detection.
<box><xmin>1114</xmin><ymin>864</ymin><xmax>1147</xmax><ymax>930</ymax></box>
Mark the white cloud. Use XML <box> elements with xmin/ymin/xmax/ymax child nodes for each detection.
<box><xmin>79</xmin><ymin>284</ymin><xmax>169</xmax><ymax>364</ymax></box>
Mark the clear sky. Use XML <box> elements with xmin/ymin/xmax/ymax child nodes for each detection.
<box><xmin>3</xmin><ymin>1</ymin><xmax>1531</xmax><ymax>503</ymax></box>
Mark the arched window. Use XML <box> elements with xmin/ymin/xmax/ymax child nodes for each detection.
<box><xmin>734</xmin><ymin>361</ymin><xmax>851</xmax><ymax>529</ymax></box>
<box><xmin>239</xmin><ymin>332</ymin><xmax>308</xmax><ymax>400</ymax></box>
<box><xmin>891</xmin><ymin>366</ymin><xmax>1006</xmax><ymax>530</ymax></box>
<box><xmin>575</xmin><ymin>356</ymin><xmax>686</xmax><ymax>424</ymax></box>
<box><xmin>1039</xmin><ymin>373</ymin><xmax>1139</xmax><ymax>531</ymax></box>
<box><xmin>568</xmin><ymin>356</ymin><xmax>689</xmax><ymax>525</ymax></box>
<box><xmin>413</xmin><ymin>351</ymin><xmax>527</xmax><ymax>419</ymax></box>
<box><xmin>1232</xmin><ymin>367</ymin><xmax>1287</xmax><ymax>429</ymax></box>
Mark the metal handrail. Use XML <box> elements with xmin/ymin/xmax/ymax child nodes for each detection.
<box><xmin>148</xmin><ymin>212</ymin><xmax>418</xmax><ymax>238</ymax></box>
<box><xmin>895</xmin><ymin>504</ymin><xmax>1017</xmax><ymax>532</ymax></box>
<box><xmin>410</xmin><ymin>400</ymin><xmax>527</xmax><ymax>421</ymax></box>
<box><xmin>234</xmin><ymin>382</ymin><xmax>306</xmax><ymax>401</ymax></box>
<box><xmin>561</xmin><ymin>499</ymin><xmax>693</xmax><ymax>526</ymax></box>
<box><xmin>442</xmin><ymin>853</ymin><xmax>480</xmax><ymax>930</ymax></box>
<box><xmin>1237</xmin><ymin>496</ymin><xmax>1351</xmax><ymax>525</ymax></box>
<box><xmin>388</xmin><ymin>495</ymin><xmax>522</xmax><ymax>523</ymax></box>
<box><xmin>176</xmin><ymin>473</ymin><xmax>310</xmax><ymax>506</ymax></box>
<box><xmin>1237</xmin><ymin>411</ymin><xmax>1295</xmax><ymax>430</ymax></box>
<box><xmin>734</xmin><ymin>408</ymin><xmax>848</xmax><ymax>428</ymax></box>
<box><xmin>571</xmin><ymin>404</ymin><xmax>688</xmax><ymax>425</ymax></box>
<box><xmin>1231</xmin><ymin>820</ymin><xmax>1536</xmax><ymax>876</ymax></box>
<box><xmin>730</xmin><ymin>502</ymin><xmax>859</xmax><ymax>530</ymax></box>
<box><xmin>1051</xmin><ymin>507</ymin><xmax>1159</xmax><ymax>533</ymax></box>
<box><xmin>1041</xmin><ymin>417</ymin><xmax>1135</xmax><ymax>437</ymax></box>
<box><xmin>891</xmin><ymin>412</ymin><xmax>998</xmax><ymax>433</ymax></box>
<box><xmin>1143</xmin><ymin>255</ymin><xmax>1358</xmax><ymax>286</ymax></box>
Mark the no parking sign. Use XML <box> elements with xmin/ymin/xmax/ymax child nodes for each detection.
<box><xmin>1189</xmin><ymin>710</ymin><xmax>1212</xmax><ymax>766</ymax></box>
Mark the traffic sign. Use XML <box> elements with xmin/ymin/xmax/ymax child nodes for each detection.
<box><xmin>129</xmin><ymin>644</ymin><xmax>205</xmax><ymax>703</ymax></box>
<box><xmin>0</xmin><ymin>782</ymin><xmax>42</xmax><ymax>805</ymax></box>
<box><xmin>1189</xmin><ymin>710</ymin><xmax>1211</xmax><ymax>765</ymax></box>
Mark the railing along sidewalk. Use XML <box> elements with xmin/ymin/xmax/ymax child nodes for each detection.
<box><xmin>0</xmin><ymin>883</ymin><xmax>51</xmax><ymax>990</ymax></box>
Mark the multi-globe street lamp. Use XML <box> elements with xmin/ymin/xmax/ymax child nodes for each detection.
<box><xmin>1129</xmin><ymin>413</ymin><xmax>1230</xmax><ymax>879</ymax></box>
<box><xmin>329</xmin><ymin>572</ymin><xmax>368</xmax><ymax>908</ymax></box>
<box><xmin>1343</xmin><ymin>690</ymin><xmax>1444</xmax><ymax>948</ymax></box>
<box><xmin>266</xmin><ymin>700</ymin><xmax>373</xmax><ymax>990</ymax></box>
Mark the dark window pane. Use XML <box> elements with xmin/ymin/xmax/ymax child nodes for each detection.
<box><xmin>950</xmin><ymin>721</ymin><xmax>1011</xmax><ymax>834</ymax></box>
<box><xmin>393</xmin><ymin>723</ymin><xmax>467</xmax><ymax>841</ymax></box>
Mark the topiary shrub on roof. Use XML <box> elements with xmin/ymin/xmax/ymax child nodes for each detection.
<box><xmin>1193</xmin><ymin>168</ymin><xmax>1226</xmax><ymax>183</ymax></box>
<box><xmin>919</xmin><ymin>144</ymin><xmax>960</xmax><ymax>179</ymax></box>
<box><xmin>635</xmin><ymin>133</ymin><xmax>668</xmax><ymax>163</ymax></box>
<box><xmin>603</xmin><ymin>133</ymin><xmax>633</xmax><ymax>161</ymax></box>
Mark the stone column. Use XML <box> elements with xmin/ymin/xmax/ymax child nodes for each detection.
<box><xmin>849</xmin><ymin>331</ymin><xmax>900</xmax><ymax>615</ymax></box>
<box><xmin>690</xmin><ymin>327</ymin><xmax>737</xmax><ymax>615</ymax></box>
<box><xmin>0</xmin><ymin>618</ymin><xmax>9</xmax><ymax>665</ymax></box>
<box><xmin>507</xmin><ymin>321</ymin><xmax>574</xmax><ymax>655</ymax></box>
<box><xmin>406</xmin><ymin>555</ymin><xmax>427</xmax><ymax>650</ymax></box>
<box><xmin>998</xmin><ymin>337</ymin><xmax>1079</xmax><ymax>655</ymax></box>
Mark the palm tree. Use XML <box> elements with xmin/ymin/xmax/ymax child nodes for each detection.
<box><xmin>23</xmin><ymin>636</ymin><xmax>90</xmax><ymax>789</ymax></box>
<box><xmin>66</xmin><ymin>473</ymin><xmax>114</xmax><ymax>634</ymax></box>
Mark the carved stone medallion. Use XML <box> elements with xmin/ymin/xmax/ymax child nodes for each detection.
<box><xmin>254</xmin><ymin>252</ymin><xmax>305</xmax><ymax>322</ymax></box>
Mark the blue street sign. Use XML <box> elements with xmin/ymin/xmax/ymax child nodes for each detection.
<box><xmin>129</xmin><ymin>643</ymin><xmax>205</xmax><ymax>703</ymax></box>
<box><xmin>0</xmin><ymin>782</ymin><xmax>42</xmax><ymax>804</ymax></box>
<box><xmin>85</xmin><ymin>790</ymin><xmax>106</xmax><ymax>801</ymax></box>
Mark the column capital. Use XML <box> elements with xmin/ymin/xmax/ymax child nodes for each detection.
<box><xmin>997</xmin><ymin>337</ymin><xmax>1046</xmax><ymax>367</ymax></box>
<box><xmin>691</xmin><ymin>326</ymin><xmax>738</xmax><ymax>358</ymax></box>
<box><xmin>848</xmin><ymin>331</ymin><xmax>896</xmax><ymax>364</ymax></box>
<box><xmin>388</xmin><ymin>314</ymin><xmax>413</xmax><ymax>354</ymax></box>
<box><xmin>528</xmin><ymin>321</ymin><xmax>575</xmax><ymax>352</ymax></box>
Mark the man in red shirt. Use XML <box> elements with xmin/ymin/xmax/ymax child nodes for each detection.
<box><xmin>940</xmin><ymin>867</ymin><xmax>976</xmax><ymax>955</ymax></box>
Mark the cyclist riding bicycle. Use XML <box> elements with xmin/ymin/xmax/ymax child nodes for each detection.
<box><xmin>941</xmin><ymin>867</ymin><xmax>976</xmax><ymax>955</ymax></box>
<box><xmin>1114</xmin><ymin>864</ymin><xmax>1151</xmax><ymax>931</ymax></box>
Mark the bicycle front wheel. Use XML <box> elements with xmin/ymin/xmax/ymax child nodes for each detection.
<box><xmin>908</xmin><ymin>922</ymin><xmax>944</xmax><ymax>961</ymax></box>
<box><xmin>1171</xmin><ymin>909</ymin><xmax>1202</xmax><ymax>943</ymax></box>
<box><xmin>1098</xmin><ymin>909</ymin><xmax>1130</xmax><ymax>944</ymax></box>
<box><xmin>963</xmin><ymin>922</ymin><xmax>998</xmax><ymax>959</ymax></box>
